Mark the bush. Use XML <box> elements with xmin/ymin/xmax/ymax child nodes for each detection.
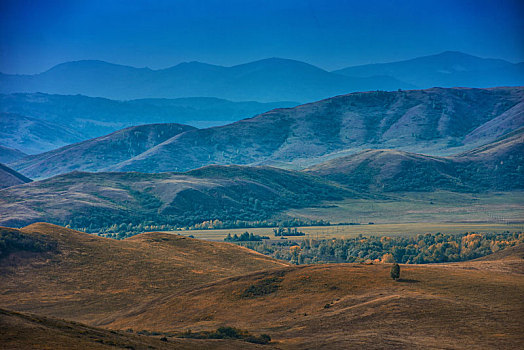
<box><xmin>390</xmin><ymin>263</ymin><xmax>400</xmax><ymax>280</ymax></box>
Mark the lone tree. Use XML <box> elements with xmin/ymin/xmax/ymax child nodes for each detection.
<box><xmin>390</xmin><ymin>263</ymin><xmax>400</xmax><ymax>280</ymax></box>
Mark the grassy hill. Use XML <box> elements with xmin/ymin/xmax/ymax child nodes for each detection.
<box><xmin>0</xmin><ymin>308</ymin><xmax>270</xmax><ymax>350</ymax></box>
<box><xmin>306</xmin><ymin>128</ymin><xmax>524</xmax><ymax>192</ymax></box>
<box><xmin>0</xmin><ymin>223</ymin><xmax>288</xmax><ymax>326</ymax></box>
<box><xmin>0</xmin><ymin>163</ymin><xmax>31</xmax><ymax>189</ymax></box>
<box><xmin>0</xmin><ymin>167</ymin><xmax>348</xmax><ymax>232</ymax></box>
<box><xmin>1</xmin><ymin>223</ymin><xmax>522</xmax><ymax>349</ymax></box>
<box><xmin>11</xmin><ymin>87</ymin><xmax>524</xmax><ymax>179</ymax></box>
<box><xmin>1</xmin><ymin>129</ymin><xmax>522</xmax><ymax>232</ymax></box>
<box><xmin>11</xmin><ymin>123</ymin><xmax>196</xmax><ymax>179</ymax></box>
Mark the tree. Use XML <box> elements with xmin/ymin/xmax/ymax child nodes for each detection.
<box><xmin>390</xmin><ymin>263</ymin><xmax>400</xmax><ymax>280</ymax></box>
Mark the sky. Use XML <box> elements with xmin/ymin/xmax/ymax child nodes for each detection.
<box><xmin>1</xmin><ymin>0</ymin><xmax>523</xmax><ymax>74</ymax></box>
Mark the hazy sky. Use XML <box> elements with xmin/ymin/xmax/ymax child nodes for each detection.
<box><xmin>1</xmin><ymin>0</ymin><xmax>523</xmax><ymax>74</ymax></box>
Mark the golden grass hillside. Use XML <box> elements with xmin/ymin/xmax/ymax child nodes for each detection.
<box><xmin>1</xmin><ymin>223</ymin><xmax>523</xmax><ymax>349</ymax></box>
<box><xmin>108</xmin><ymin>246</ymin><xmax>524</xmax><ymax>349</ymax></box>
<box><xmin>0</xmin><ymin>223</ymin><xmax>288</xmax><ymax>326</ymax></box>
<box><xmin>0</xmin><ymin>308</ymin><xmax>270</xmax><ymax>350</ymax></box>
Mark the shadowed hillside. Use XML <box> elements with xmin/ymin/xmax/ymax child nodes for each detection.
<box><xmin>10</xmin><ymin>87</ymin><xmax>524</xmax><ymax>178</ymax></box>
<box><xmin>0</xmin><ymin>163</ymin><xmax>31</xmax><ymax>188</ymax></box>
<box><xmin>0</xmin><ymin>167</ymin><xmax>348</xmax><ymax>233</ymax></box>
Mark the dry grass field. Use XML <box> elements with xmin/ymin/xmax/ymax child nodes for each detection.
<box><xmin>171</xmin><ymin>222</ymin><xmax>524</xmax><ymax>241</ymax></box>
<box><xmin>285</xmin><ymin>191</ymin><xmax>524</xmax><ymax>224</ymax></box>
<box><xmin>1</xmin><ymin>223</ymin><xmax>523</xmax><ymax>349</ymax></box>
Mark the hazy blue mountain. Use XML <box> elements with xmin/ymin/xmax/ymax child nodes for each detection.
<box><xmin>11</xmin><ymin>87</ymin><xmax>523</xmax><ymax>179</ymax></box>
<box><xmin>0</xmin><ymin>112</ymin><xmax>85</xmax><ymax>154</ymax></box>
<box><xmin>0</xmin><ymin>163</ymin><xmax>31</xmax><ymax>188</ymax></box>
<box><xmin>0</xmin><ymin>145</ymin><xmax>27</xmax><ymax>164</ymax></box>
<box><xmin>0</xmin><ymin>58</ymin><xmax>414</xmax><ymax>102</ymax></box>
<box><xmin>0</xmin><ymin>93</ymin><xmax>298</xmax><ymax>139</ymax></box>
<box><xmin>10</xmin><ymin>123</ymin><xmax>195</xmax><ymax>178</ymax></box>
<box><xmin>334</xmin><ymin>51</ymin><xmax>524</xmax><ymax>89</ymax></box>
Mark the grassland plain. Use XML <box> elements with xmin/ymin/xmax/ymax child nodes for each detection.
<box><xmin>170</xmin><ymin>222</ymin><xmax>524</xmax><ymax>241</ymax></box>
<box><xmin>1</xmin><ymin>223</ymin><xmax>523</xmax><ymax>349</ymax></box>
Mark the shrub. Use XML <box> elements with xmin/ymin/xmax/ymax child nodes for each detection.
<box><xmin>390</xmin><ymin>263</ymin><xmax>400</xmax><ymax>280</ymax></box>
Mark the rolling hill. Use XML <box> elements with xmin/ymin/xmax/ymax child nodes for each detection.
<box><xmin>0</xmin><ymin>58</ymin><xmax>413</xmax><ymax>102</ymax></box>
<box><xmin>10</xmin><ymin>87</ymin><xmax>524</xmax><ymax>179</ymax></box>
<box><xmin>0</xmin><ymin>93</ymin><xmax>298</xmax><ymax>140</ymax></box>
<box><xmin>0</xmin><ymin>223</ymin><xmax>288</xmax><ymax>326</ymax></box>
<box><xmin>0</xmin><ymin>166</ymin><xmax>349</xmax><ymax>229</ymax></box>
<box><xmin>334</xmin><ymin>51</ymin><xmax>524</xmax><ymax>89</ymax></box>
<box><xmin>0</xmin><ymin>163</ymin><xmax>32</xmax><ymax>188</ymax></box>
<box><xmin>305</xmin><ymin>127</ymin><xmax>524</xmax><ymax>192</ymax></box>
<box><xmin>1</xmin><ymin>223</ymin><xmax>522</xmax><ymax>349</ymax></box>
<box><xmin>1</xmin><ymin>129</ymin><xmax>522</xmax><ymax>231</ymax></box>
<box><xmin>10</xmin><ymin>123</ymin><xmax>196</xmax><ymax>178</ymax></box>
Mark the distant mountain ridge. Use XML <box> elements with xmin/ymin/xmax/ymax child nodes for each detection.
<box><xmin>10</xmin><ymin>87</ymin><xmax>523</xmax><ymax>179</ymax></box>
<box><xmin>0</xmin><ymin>112</ymin><xmax>85</xmax><ymax>154</ymax></box>
<box><xmin>334</xmin><ymin>51</ymin><xmax>524</xmax><ymax>89</ymax></box>
<box><xmin>0</xmin><ymin>93</ymin><xmax>297</xmax><ymax>151</ymax></box>
<box><xmin>1</xmin><ymin>52</ymin><xmax>522</xmax><ymax>102</ymax></box>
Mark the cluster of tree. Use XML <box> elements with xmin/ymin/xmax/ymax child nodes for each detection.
<box><xmin>68</xmin><ymin>217</ymin><xmax>331</xmax><ymax>239</ymax></box>
<box><xmin>235</xmin><ymin>231</ymin><xmax>523</xmax><ymax>265</ymax></box>
<box><xmin>224</xmin><ymin>232</ymin><xmax>269</xmax><ymax>242</ymax></box>
<box><xmin>178</xmin><ymin>327</ymin><xmax>271</xmax><ymax>345</ymax></box>
<box><xmin>273</xmin><ymin>227</ymin><xmax>305</xmax><ymax>237</ymax></box>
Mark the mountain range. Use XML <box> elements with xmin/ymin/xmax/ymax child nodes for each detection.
<box><xmin>2</xmin><ymin>51</ymin><xmax>522</xmax><ymax>102</ymax></box>
<box><xmin>0</xmin><ymin>94</ymin><xmax>296</xmax><ymax>153</ymax></box>
<box><xmin>10</xmin><ymin>87</ymin><xmax>523</xmax><ymax>179</ymax></box>
<box><xmin>1</xmin><ymin>128</ymin><xmax>521</xmax><ymax>230</ymax></box>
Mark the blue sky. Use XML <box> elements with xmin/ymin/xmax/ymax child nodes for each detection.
<box><xmin>1</xmin><ymin>0</ymin><xmax>523</xmax><ymax>74</ymax></box>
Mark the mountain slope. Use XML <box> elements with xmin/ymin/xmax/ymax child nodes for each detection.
<box><xmin>0</xmin><ymin>58</ymin><xmax>413</xmax><ymax>102</ymax></box>
<box><xmin>0</xmin><ymin>112</ymin><xmax>85</xmax><ymax>154</ymax></box>
<box><xmin>0</xmin><ymin>145</ymin><xmax>26</xmax><ymax>163</ymax></box>
<box><xmin>10</xmin><ymin>123</ymin><xmax>195</xmax><ymax>179</ymax></box>
<box><xmin>0</xmin><ymin>163</ymin><xmax>32</xmax><ymax>188</ymax></box>
<box><xmin>334</xmin><ymin>51</ymin><xmax>524</xmax><ymax>88</ymax></box>
<box><xmin>10</xmin><ymin>87</ymin><xmax>523</xmax><ymax>178</ymax></box>
<box><xmin>0</xmin><ymin>166</ymin><xmax>349</xmax><ymax>229</ymax></box>
<box><xmin>0</xmin><ymin>93</ymin><xmax>298</xmax><ymax>139</ymax></box>
<box><xmin>306</xmin><ymin>128</ymin><xmax>524</xmax><ymax>192</ymax></box>
<box><xmin>108</xmin><ymin>87</ymin><xmax>524</xmax><ymax>173</ymax></box>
